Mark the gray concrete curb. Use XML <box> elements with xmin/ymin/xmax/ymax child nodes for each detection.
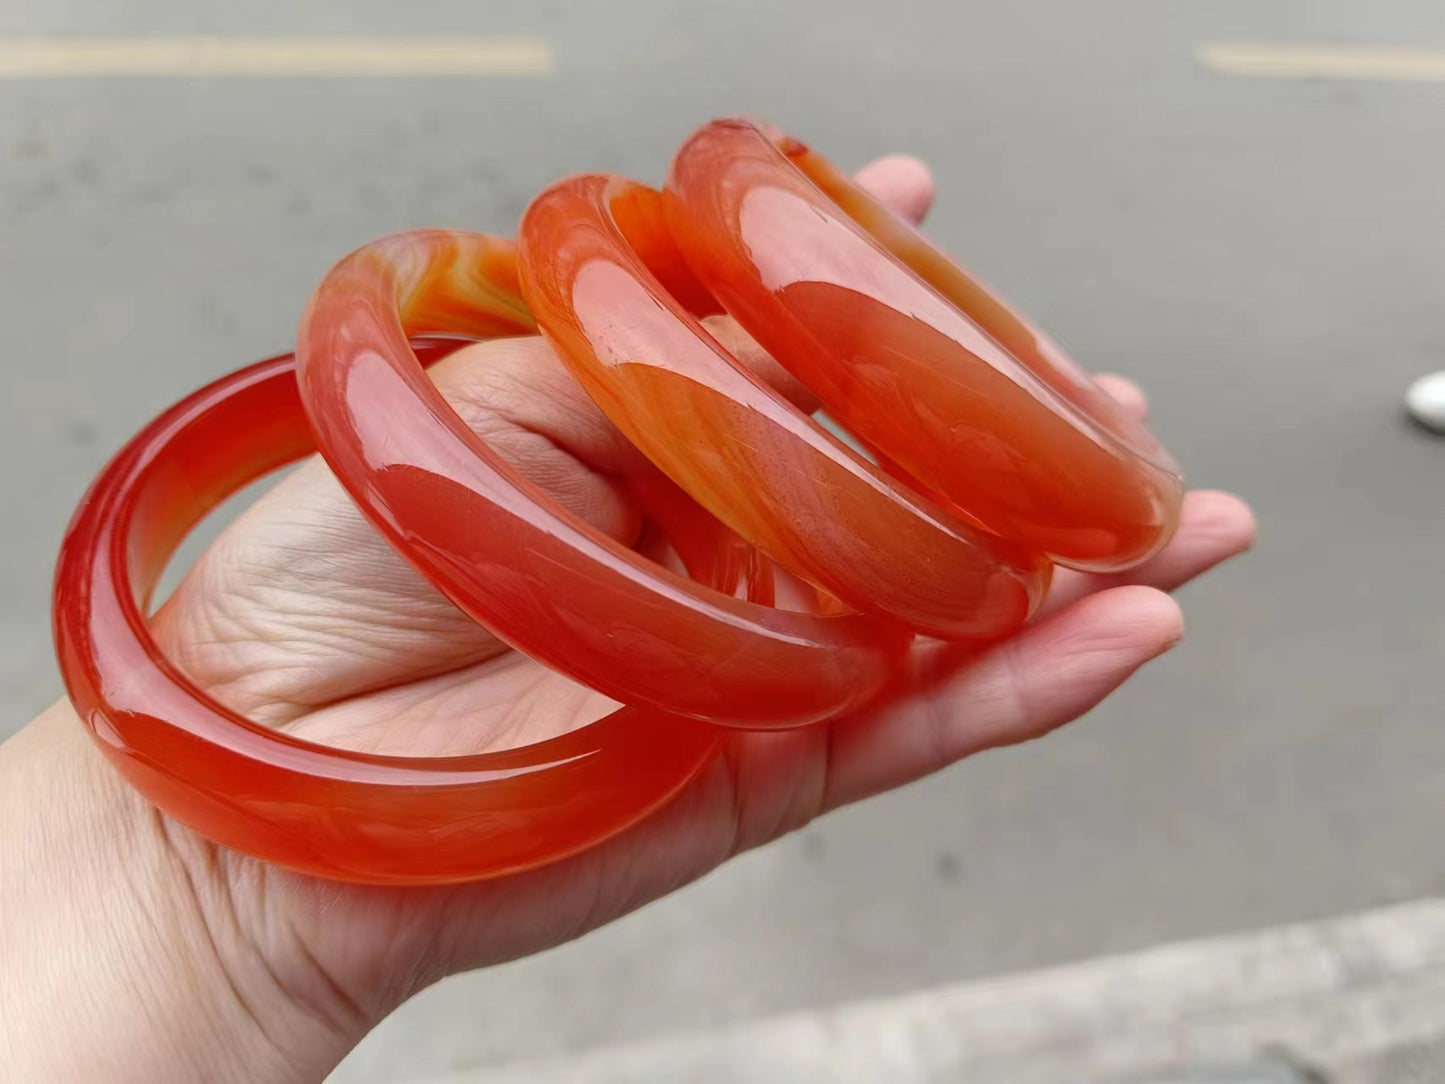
<box><xmin>428</xmin><ymin>899</ymin><xmax>1445</xmax><ymax>1083</ymax></box>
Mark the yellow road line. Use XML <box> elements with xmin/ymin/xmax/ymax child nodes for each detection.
<box><xmin>0</xmin><ymin>36</ymin><xmax>554</xmax><ymax>78</ymax></box>
<box><xmin>1198</xmin><ymin>43</ymin><xmax>1445</xmax><ymax>82</ymax></box>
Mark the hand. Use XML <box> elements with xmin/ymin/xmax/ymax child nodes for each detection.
<box><xmin>0</xmin><ymin>155</ymin><xmax>1254</xmax><ymax>1084</ymax></box>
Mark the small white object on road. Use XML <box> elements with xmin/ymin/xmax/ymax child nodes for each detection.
<box><xmin>1405</xmin><ymin>371</ymin><xmax>1445</xmax><ymax>433</ymax></box>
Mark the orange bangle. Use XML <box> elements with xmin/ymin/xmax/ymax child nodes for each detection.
<box><xmin>53</xmin><ymin>119</ymin><xmax>1182</xmax><ymax>884</ymax></box>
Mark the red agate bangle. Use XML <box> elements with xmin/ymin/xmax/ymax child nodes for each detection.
<box><xmin>53</xmin><ymin>119</ymin><xmax>1182</xmax><ymax>884</ymax></box>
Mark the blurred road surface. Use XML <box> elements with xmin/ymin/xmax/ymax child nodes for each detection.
<box><xmin>1</xmin><ymin>1</ymin><xmax>1442</xmax><ymax>1078</ymax></box>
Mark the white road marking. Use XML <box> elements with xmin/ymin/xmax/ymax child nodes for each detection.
<box><xmin>1199</xmin><ymin>43</ymin><xmax>1445</xmax><ymax>82</ymax></box>
<box><xmin>463</xmin><ymin>900</ymin><xmax>1445</xmax><ymax>1084</ymax></box>
<box><xmin>0</xmin><ymin>36</ymin><xmax>554</xmax><ymax>78</ymax></box>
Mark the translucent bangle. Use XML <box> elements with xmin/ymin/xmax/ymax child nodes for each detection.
<box><xmin>54</xmin><ymin>120</ymin><xmax>1181</xmax><ymax>884</ymax></box>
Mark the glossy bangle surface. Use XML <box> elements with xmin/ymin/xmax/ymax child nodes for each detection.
<box><xmin>53</xmin><ymin>119</ymin><xmax>1183</xmax><ymax>884</ymax></box>
<box><xmin>52</xmin><ymin>342</ymin><xmax>725</xmax><ymax>884</ymax></box>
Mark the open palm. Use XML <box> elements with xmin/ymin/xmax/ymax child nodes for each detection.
<box><xmin>98</xmin><ymin>155</ymin><xmax>1259</xmax><ymax>1056</ymax></box>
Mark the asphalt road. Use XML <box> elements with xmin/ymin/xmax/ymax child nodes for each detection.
<box><xmin>2</xmin><ymin>1</ymin><xmax>1443</xmax><ymax>1078</ymax></box>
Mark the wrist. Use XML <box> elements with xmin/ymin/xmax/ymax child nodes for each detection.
<box><xmin>0</xmin><ymin>701</ymin><xmax>372</xmax><ymax>1083</ymax></box>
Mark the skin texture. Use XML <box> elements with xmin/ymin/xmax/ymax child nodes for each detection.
<box><xmin>0</xmin><ymin>156</ymin><xmax>1254</xmax><ymax>1083</ymax></box>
